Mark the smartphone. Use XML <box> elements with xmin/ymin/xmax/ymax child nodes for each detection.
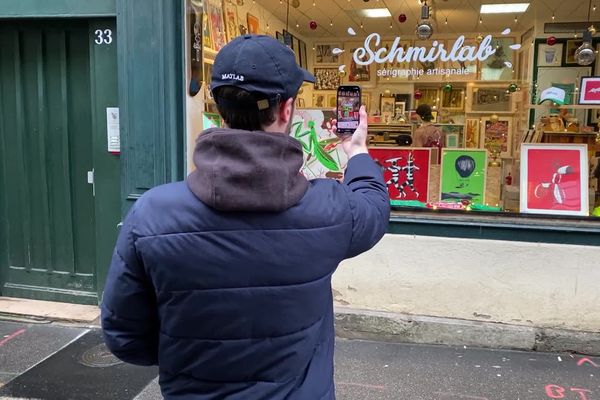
<box><xmin>336</xmin><ymin>86</ymin><xmax>361</xmax><ymax>135</ymax></box>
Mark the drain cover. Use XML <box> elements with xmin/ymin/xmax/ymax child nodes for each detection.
<box><xmin>79</xmin><ymin>343</ymin><xmax>123</xmax><ymax>368</ymax></box>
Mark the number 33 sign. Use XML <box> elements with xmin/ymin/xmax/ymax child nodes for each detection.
<box><xmin>94</xmin><ymin>29</ymin><xmax>113</xmax><ymax>45</ymax></box>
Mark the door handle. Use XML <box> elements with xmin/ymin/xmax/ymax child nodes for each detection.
<box><xmin>87</xmin><ymin>169</ymin><xmax>95</xmax><ymax>197</ymax></box>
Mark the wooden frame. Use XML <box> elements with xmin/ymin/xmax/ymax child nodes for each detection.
<box><xmin>380</xmin><ymin>94</ymin><xmax>395</xmax><ymax>123</ymax></box>
<box><xmin>520</xmin><ymin>143</ymin><xmax>589</xmax><ymax>216</ymax></box>
<box><xmin>481</xmin><ymin>117</ymin><xmax>513</xmax><ymax>158</ymax></box>
<box><xmin>414</xmin><ymin>87</ymin><xmax>439</xmax><ymax>109</ymax></box>
<box><xmin>565</xmin><ymin>40</ymin><xmax>584</xmax><ymax>64</ymax></box>
<box><xmin>468</xmin><ymin>85</ymin><xmax>513</xmax><ymax>113</ymax></box>
<box><xmin>441</xmin><ymin>88</ymin><xmax>465</xmax><ymax>111</ymax></box>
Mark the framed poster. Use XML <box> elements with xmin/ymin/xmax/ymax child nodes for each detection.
<box><xmin>469</xmin><ymin>86</ymin><xmax>512</xmax><ymax>112</ymax></box>
<box><xmin>314</xmin><ymin>68</ymin><xmax>340</xmax><ymax>90</ymax></box>
<box><xmin>438</xmin><ymin>124</ymin><xmax>464</xmax><ymax>147</ymax></box>
<box><xmin>380</xmin><ymin>95</ymin><xmax>395</xmax><ymax>122</ymax></box>
<box><xmin>520</xmin><ymin>144</ymin><xmax>589</xmax><ymax>216</ymax></box>
<box><xmin>481</xmin><ymin>37</ymin><xmax>515</xmax><ymax>81</ymax></box>
<box><xmin>482</xmin><ymin>117</ymin><xmax>512</xmax><ymax>157</ymax></box>
<box><xmin>314</xmin><ymin>43</ymin><xmax>341</xmax><ymax>65</ymax></box>
<box><xmin>345</xmin><ymin>42</ymin><xmax>374</xmax><ymax>84</ymax></box>
<box><xmin>202</xmin><ymin>11</ymin><xmax>213</xmax><ymax>50</ymax></box>
<box><xmin>202</xmin><ymin>112</ymin><xmax>223</xmax><ymax>129</ymax></box>
<box><xmin>446</xmin><ymin>134</ymin><xmax>459</xmax><ymax>148</ymax></box>
<box><xmin>223</xmin><ymin>3</ymin><xmax>240</xmax><ymax>42</ymax></box>
<box><xmin>312</xmin><ymin>92</ymin><xmax>326</xmax><ymax>108</ymax></box>
<box><xmin>361</xmin><ymin>92</ymin><xmax>371</xmax><ymax>112</ymax></box>
<box><xmin>537</xmin><ymin>43</ymin><xmax>563</xmax><ymax>67</ymax></box>
<box><xmin>207</xmin><ymin>0</ymin><xmax>226</xmax><ymax>51</ymax></box>
<box><xmin>441</xmin><ymin>88</ymin><xmax>465</xmax><ymax>111</ymax></box>
<box><xmin>368</xmin><ymin>147</ymin><xmax>432</xmax><ymax>202</ymax></box>
<box><xmin>378</xmin><ymin>40</ymin><xmax>412</xmax><ymax>82</ymax></box>
<box><xmin>445</xmin><ymin>38</ymin><xmax>478</xmax><ymax>81</ymax></box>
<box><xmin>440</xmin><ymin>149</ymin><xmax>488</xmax><ymax>204</ymax></box>
<box><xmin>246</xmin><ymin>13</ymin><xmax>259</xmax><ymax>34</ymax></box>
<box><xmin>465</xmin><ymin>118</ymin><xmax>480</xmax><ymax>148</ymax></box>
<box><xmin>291</xmin><ymin>109</ymin><xmax>347</xmax><ymax>180</ymax></box>
<box><xmin>579</xmin><ymin>76</ymin><xmax>600</xmax><ymax>104</ymax></box>
<box><xmin>565</xmin><ymin>40</ymin><xmax>584</xmax><ymax>64</ymax></box>
<box><xmin>395</xmin><ymin>93</ymin><xmax>412</xmax><ymax>111</ymax></box>
<box><xmin>300</xmin><ymin>41</ymin><xmax>308</xmax><ymax>69</ymax></box>
<box><xmin>326</xmin><ymin>94</ymin><xmax>337</xmax><ymax>108</ymax></box>
<box><xmin>414</xmin><ymin>88</ymin><xmax>439</xmax><ymax>109</ymax></box>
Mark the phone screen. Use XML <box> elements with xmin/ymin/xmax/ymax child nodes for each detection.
<box><xmin>337</xmin><ymin>86</ymin><xmax>361</xmax><ymax>134</ymax></box>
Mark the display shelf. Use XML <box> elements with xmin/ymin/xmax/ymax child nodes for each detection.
<box><xmin>527</xmin><ymin>104</ymin><xmax>600</xmax><ymax>110</ymax></box>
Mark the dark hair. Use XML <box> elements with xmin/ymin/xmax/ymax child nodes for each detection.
<box><xmin>416</xmin><ymin>104</ymin><xmax>434</xmax><ymax>122</ymax></box>
<box><xmin>214</xmin><ymin>86</ymin><xmax>280</xmax><ymax>131</ymax></box>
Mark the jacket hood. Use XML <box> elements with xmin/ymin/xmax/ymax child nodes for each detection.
<box><xmin>186</xmin><ymin>128</ymin><xmax>309</xmax><ymax>212</ymax></box>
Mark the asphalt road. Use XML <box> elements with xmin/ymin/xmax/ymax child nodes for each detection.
<box><xmin>0</xmin><ymin>320</ymin><xmax>598</xmax><ymax>400</ymax></box>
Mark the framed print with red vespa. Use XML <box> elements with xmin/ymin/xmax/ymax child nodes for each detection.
<box><xmin>578</xmin><ymin>76</ymin><xmax>600</xmax><ymax>104</ymax></box>
<box><xmin>520</xmin><ymin>144</ymin><xmax>589</xmax><ymax>216</ymax></box>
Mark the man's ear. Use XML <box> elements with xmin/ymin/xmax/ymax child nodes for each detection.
<box><xmin>279</xmin><ymin>97</ymin><xmax>295</xmax><ymax>124</ymax></box>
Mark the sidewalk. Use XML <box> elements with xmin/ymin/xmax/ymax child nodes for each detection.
<box><xmin>0</xmin><ymin>319</ymin><xmax>599</xmax><ymax>400</ymax></box>
<box><xmin>1</xmin><ymin>297</ymin><xmax>599</xmax><ymax>356</ymax></box>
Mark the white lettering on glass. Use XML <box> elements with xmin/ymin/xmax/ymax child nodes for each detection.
<box><xmin>353</xmin><ymin>33</ymin><xmax>497</xmax><ymax>66</ymax></box>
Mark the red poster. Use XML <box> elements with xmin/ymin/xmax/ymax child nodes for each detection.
<box><xmin>369</xmin><ymin>147</ymin><xmax>431</xmax><ymax>202</ymax></box>
<box><xmin>521</xmin><ymin>144</ymin><xmax>589</xmax><ymax>216</ymax></box>
<box><xmin>580</xmin><ymin>77</ymin><xmax>600</xmax><ymax>104</ymax></box>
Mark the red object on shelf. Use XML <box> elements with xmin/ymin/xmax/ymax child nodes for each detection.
<box><xmin>505</xmin><ymin>172</ymin><xmax>513</xmax><ymax>185</ymax></box>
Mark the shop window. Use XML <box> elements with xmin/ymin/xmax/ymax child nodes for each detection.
<box><xmin>189</xmin><ymin>0</ymin><xmax>600</xmax><ymax>221</ymax></box>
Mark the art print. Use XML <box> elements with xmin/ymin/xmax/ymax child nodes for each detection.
<box><xmin>565</xmin><ymin>40</ymin><xmax>584</xmax><ymax>64</ymax></box>
<box><xmin>445</xmin><ymin>38</ymin><xmax>478</xmax><ymax>80</ymax></box>
<box><xmin>346</xmin><ymin>43</ymin><xmax>372</xmax><ymax>83</ymax></box>
<box><xmin>246</xmin><ymin>13</ymin><xmax>259</xmax><ymax>34</ymax></box>
<box><xmin>440</xmin><ymin>149</ymin><xmax>487</xmax><ymax>204</ymax></box>
<box><xmin>369</xmin><ymin>148</ymin><xmax>431</xmax><ymax>202</ymax></box>
<box><xmin>291</xmin><ymin>109</ymin><xmax>347</xmax><ymax>179</ymax></box>
<box><xmin>465</xmin><ymin>119</ymin><xmax>480</xmax><ymax>148</ymax></box>
<box><xmin>469</xmin><ymin>87</ymin><xmax>512</xmax><ymax>112</ymax></box>
<box><xmin>314</xmin><ymin>68</ymin><xmax>340</xmax><ymax>90</ymax></box>
<box><xmin>537</xmin><ymin>43</ymin><xmax>563</xmax><ymax>67</ymax></box>
<box><xmin>520</xmin><ymin>144</ymin><xmax>589</xmax><ymax>216</ymax></box>
<box><xmin>481</xmin><ymin>37</ymin><xmax>514</xmax><ymax>81</ymax></box>
<box><xmin>482</xmin><ymin>118</ymin><xmax>512</xmax><ymax>157</ymax></box>
<box><xmin>315</xmin><ymin>43</ymin><xmax>340</xmax><ymax>64</ymax></box>
<box><xmin>207</xmin><ymin>0</ymin><xmax>226</xmax><ymax>51</ymax></box>
<box><xmin>579</xmin><ymin>76</ymin><xmax>600</xmax><ymax>104</ymax></box>
<box><xmin>223</xmin><ymin>3</ymin><xmax>240</xmax><ymax>42</ymax></box>
<box><xmin>441</xmin><ymin>88</ymin><xmax>465</xmax><ymax>110</ymax></box>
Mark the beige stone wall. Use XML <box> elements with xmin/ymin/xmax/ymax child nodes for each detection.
<box><xmin>333</xmin><ymin>234</ymin><xmax>600</xmax><ymax>331</ymax></box>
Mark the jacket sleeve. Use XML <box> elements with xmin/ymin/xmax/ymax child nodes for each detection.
<box><xmin>100</xmin><ymin>203</ymin><xmax>159</xmax><ymax>366</ymax></box>
<box><xmin>343</xmin><ymin>153</ymin><xmax>391</xmax><ymax>258</ymax></box>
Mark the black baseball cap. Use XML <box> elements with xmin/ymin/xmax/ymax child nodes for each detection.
<box><xmin>210</xmin><ymin>34</ymin><xmax>315</xmax><ymax>110</ymax></box>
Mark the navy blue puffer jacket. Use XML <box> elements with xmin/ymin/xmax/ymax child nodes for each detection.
<box><xmin>101</xmin><ymin>129</ymin><xmax>390</xmax><ymax>399</ymax></box>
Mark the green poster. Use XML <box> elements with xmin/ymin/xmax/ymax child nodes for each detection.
<box><xmin>440</xmin><ymin>149</ymin><xmax>487</xmax><ymax>204</ymax></box>
<box><xmin>202</xmin><ymin>112</ymin><xmax>223</xmax><ymax>129</ymax></box>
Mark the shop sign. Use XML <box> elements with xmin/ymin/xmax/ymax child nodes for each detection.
<box><xmin>353</xmin><ymin>33</ymin><xmax>497</xmax><ymax>77</ymax></box>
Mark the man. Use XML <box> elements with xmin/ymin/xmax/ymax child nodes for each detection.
<box><xmin>101</xmin><ymin>35</ymin><xmax>390</xmax><ymax>399</ymax></box>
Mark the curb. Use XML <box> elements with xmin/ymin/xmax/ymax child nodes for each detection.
<box><xmin>334</xmin><ymin>307</ymin><xmax>600</xmax><ymax>356</ymax></box>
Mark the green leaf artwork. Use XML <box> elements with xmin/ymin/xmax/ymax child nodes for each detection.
<box><xmin>291</xmin><ymin>109</ymin><xmax>347</xmax><ymax>179</ymax></box>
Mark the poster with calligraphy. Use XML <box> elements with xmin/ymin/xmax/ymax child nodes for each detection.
<box><xmin>369</xmin><ymin>147</ymin><xmax>431</xmax><ymax>202</ymax></box>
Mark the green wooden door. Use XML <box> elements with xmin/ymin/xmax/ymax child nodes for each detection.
<box><xmin>0</xmin><ymin>19</ymin><xmax>120</xmax><ymax>304</ymax></box>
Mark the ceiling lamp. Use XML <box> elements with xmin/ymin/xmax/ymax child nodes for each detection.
<box><xmin>480</xmin><ymin>3</ymin><xmax>530</xmax><ymax>14</ymax></box>
<box><xmin>416</xmin><ymin>1</ymin><xmax>433</xmax><ymax>39</ymax></box>
<box><xmin>356</xmin><ymin>8</ymin><xmax>392</xmax><ymax>18</ymax></box>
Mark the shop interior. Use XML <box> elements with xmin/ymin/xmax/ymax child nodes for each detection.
<box><xmin>191</xmin><ymin>0</ymin><xmax>600</xmax><ymax>219</ymax></box>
